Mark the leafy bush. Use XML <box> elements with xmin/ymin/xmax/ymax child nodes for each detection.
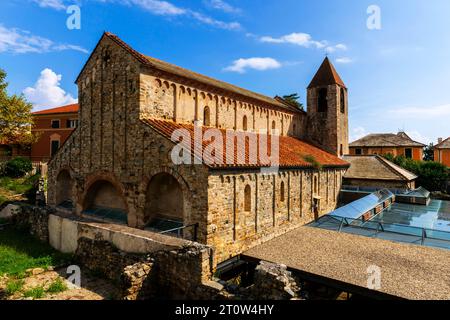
<box><xmin>383</xmin><ymin>155</ymin><xmax>449</xmax><ymax>191</ymax></box>
<box><xmin>5</xmin><ymin>279</ymin><xmax>24</xmax><ymax>296</ymax></box>
<box><xmin>4</xmin><ymin>157</ymin><xmax>32</xmax><ymax>178</ymax></box>
<box><xmin>23</xmin><ymin>286</ymin><xmax>45</xmax><ymax>299</ymax></box>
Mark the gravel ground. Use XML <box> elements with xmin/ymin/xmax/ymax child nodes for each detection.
<box><xmin>243</xmin><ymin>226</ymin><xmax>450</xmax><ymax>300</ymax></box>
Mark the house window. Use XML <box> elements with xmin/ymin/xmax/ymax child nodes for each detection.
<box><xmin>355</xmin><ymin>148</ymin><xmax>363</xmax><ymax>155</ymax></box>
<box><xmin>280</xmin><ymin>181</ymin><xmax>285</xmax><ymax>202</ymax></box>
<box><xmin>67</xmin><ymin>119</ymin><xmax>78</xmax><ymax>128</ymax></box>
<box><xmin>244</xmin><ymin>185</ymin><xmax>251</xmax><ymax>212</ymax></box>
<box><xmin>340</xmin><ymin>87</ymin><xmax>346</xmax><ymax>113</ymax></box>
<box><xmin>51</xmin><ymin>140</ymin><xmax>60</xmax><ymax>157</ymax></box>
<box><xmin>203</xmin><ymin>106</ymin><xmax>211</xmax><ymax>126</ymax></box>
<box><xmin>318</xmin><ymin>88</ymin><xmax>328</xmax><ymax>113</ymax></box>
<box><xmin>51</xmin><ymin>120</ymin><xmax>60</xmax><ymax>129</ymax></box>
<box><xmin>405</xmin><ymin>148</ymin><xmax>413</xmax><ymax>159</ymax></box>
<box><xmin>243</xmin><ymin>115</ymin><xmax>248</xmax><ymax>131</ymax></box>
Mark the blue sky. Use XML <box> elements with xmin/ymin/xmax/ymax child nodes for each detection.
<box><xmin>1</xmin><ymin>0</ymin><xmax>450</xmax><ymax>144</ymax></box>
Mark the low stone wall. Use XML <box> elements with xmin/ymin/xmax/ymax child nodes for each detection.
<box><xmin>243</xmin><ymin>261</ymin><xmax>303</xmax><ymax>300</ymax></box>
<box><xmin>10</xmin><ymin>204</ymin><xmax>51</xmax><ymax>243</ymax></box>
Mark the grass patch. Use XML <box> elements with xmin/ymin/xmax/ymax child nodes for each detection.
<box><xmin>46</xmin><ymin>278</ymin><xmax>67</xmax><ymax>294</ymax></box>
<box><xmin>0</xmin><ymin>175</ymin><xmax>39</xmax><ymax>195</ymax></box>
<box><xmin>0</xmin><ymin>228</ymin><xmax>71</xmax><ymax>276</ymax></box>
<box><xmin>5</xmin><ymin>279</ymin><xmax>25</xmax><ymax>296</ymax></box>
<box><xmin>23</xmin><ymin>286</ymin><xmax>45</xmax><ymax>299</ymax></box>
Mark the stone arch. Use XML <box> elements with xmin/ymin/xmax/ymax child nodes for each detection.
<box><xmin>55</xmin><ymin>169</ymin><xmax>75</xmax><ymax>208</ymax></box>
<box><xmin>243</xmin><ymin>115</ymin><xmax>248</xmax><ymax>131</ymax></box>
<box><xmin>340</xmin><ymin>87</ymin><xmax>346</xmax><ymax>113</ymax></box>
<box><xmin>81</xmin><ymin>172</ymin><xmax>128</xmax><ymax>224</ymax></box>
<box><xmin>139</xmin><ymin>167</ymin><xmax>192</xmax><ymax>228</ymax></box>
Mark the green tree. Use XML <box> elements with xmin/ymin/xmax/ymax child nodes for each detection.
<box><xmin>0</xmin><ymin>68</ymin><xmax>36</xmax><ymax>146</ymax></box>
<box><xmin>282</xmin><ymin>93</ymin><xmax>304</xmax><ymax>111</ymax></box>
<box><xmin>423</xmin><ymin>143</ymin><xmax>434</xmax><ymax>161</ymax></box>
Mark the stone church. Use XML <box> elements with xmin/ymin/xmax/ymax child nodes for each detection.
<box><xmin>48</xmin><ymin>32</ymin><xmax>349</xmax><ymax>264</ymax></box>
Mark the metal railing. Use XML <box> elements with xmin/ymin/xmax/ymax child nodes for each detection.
<box><xmin>315</xmin><ymin>214</ymin><xmax>450</xmax><ymax>246</ymax></box>
<box><xmin>159</xmin><ymin>223</ymin><xmax>199</xmax><ymax>242</ymax></box>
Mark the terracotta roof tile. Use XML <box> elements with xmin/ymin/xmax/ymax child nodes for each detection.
<box><xmin>436</xmin><ymin>137</ymin><xmax>450</xmax><ymax>149</ymax></box>
<box><xmin>32</xmin><ymin>103</ymin><xmax>79</xmax><ymax>115</ymax></box>
<box><xmin>343</xmin><ymin>155</ymin><xmax>417</xmax><ymax>181</ymax></box>
<box><xmin>142</xmin><ymin>118</ymin><xmax>349</xmax><ymax>169</ymax></box>
<box><xmin>350</xmin><ymin>132</ymin><xmax>426</xmax><ymax>148</ymax></box>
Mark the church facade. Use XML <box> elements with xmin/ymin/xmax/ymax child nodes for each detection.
<box><xmin>47</xmin><ymin>33</ymin><xmax>349</xmax><ymax>264</ymax></box>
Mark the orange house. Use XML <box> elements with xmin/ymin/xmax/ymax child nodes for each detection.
<box><xmin>434</xmin><ymin>137</ymin><xmax>450</xmax><ymax>167</ymax></box>
<box><xmin>31</xmin><ymin>104</ymin><xmax>79</xmax><ymax>162</ymax></box>
<box><xmin>349</xmin><ymin>132</ymin><xmax>425</xmax><ymax>161</ymax></box>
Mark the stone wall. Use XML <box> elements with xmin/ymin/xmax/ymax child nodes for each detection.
<box><xmin>207</xmin><ymin>168</ymin><xmax>346</xmax><ymax>263</ymax></box>
<box><xmin>139</xmin><ymin>72</ymin><xmax>305</xmax><ymax>138</ymax></box>
<box><xmin>11</xmin><ymin>204</ymin><xmax>51</xmax><ymax>243</ymax></box>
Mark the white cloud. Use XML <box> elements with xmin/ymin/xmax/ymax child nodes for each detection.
<box><xmin>204</xmin><ymin>0</ymin><xmax>241</xmax><ymax>14</ymax></box>
<box><xmin>335</xmin><ymin>57</ymin><xmax>353</xmax><ymax>64</ymax></box>
<box><xmin>350</xmin><ymin>126</ymin><xmax>368</xmax><ymax>142</ymax></box>
<box><xmin>224</xmin><ymin>57</ymin><xmax>282</xmax><ymax>73</ymax></box>
<box><xmin>326</xmin><ymin>43</ymin><xmax>348</xmax><ymax>53</ymax></box>
<box><xmin>32</xmin><ymin>0</ymin><xmax>66</xmax><ymax>10</ymax></box>
<box><xmin>388</xmin><ymin>104</ymin><xmax>450</xmax><ymax>119</ymax></box>
<box><xmin>405</xmin><ymin>131</ymin><xmax>430</xmax><ymax>145</ymax></box>
<box><xmin>260</xmin><ymin>33</ymin><xmax>327</xmax><ymax>49</ymax></box>
<box><xmin>97</xmin><ymin>0</ymin><xmax>241</xmax><ymax>30</ymax></box>
<box><xmin>23</xmin><ymin>68</ymin><xmax>77</xmax><ymax>110</ymax></box>
<box><xmin>0</xmin><ymin>25</ymin><xmax>88</xmax><ymax>54</ymax></box>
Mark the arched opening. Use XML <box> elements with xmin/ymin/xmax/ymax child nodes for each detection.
<box><xmin>55</xmin><ymin>170</ymin><xmax>74</xmax><ymax>209</ymax></box>
<box><xmin>280</xmin><ymin>181</ymin><xmax>285</xmax><ymax>202</ymax></box>
<box><xmin>272</xmin><ymin>121</ymin><xmax>276</xmax><ymax>130</ymax></box>
<box><xmin>340</xmin><ymin>87</ymin><xmax>346</xmax><ymax>113</ymax></box>
<box><xmin>145</xmin><ymin>173</ymin><xmax>184</xmax><ymax>230</ymax></box>
<box><xmin>203</xmin><ymin>106</ymin><xmax>211</xmax><ymax>126</ymax></box>
<box><xmin>314</xmin><ymin>176</ymin><xmax>318</xmax><ymax>194</ymax></box>
<box><xmin>83</xmin><ymin>180</ymin><xmax>128</xmax><ymax>224</ymax></box>
<box><xmin>318</xmin><ymin>88</ymin><xmax>328</xmax><ymax>113</ymax></box>
<box><xmin>243</xmin><ymin>115</ymin><xmax>248</xmax><ymax>131</ymax></box>
<box><xmin>244</xmin><ymin>185</ymin><xmax>251</xmax><ymax>212</ymax></box>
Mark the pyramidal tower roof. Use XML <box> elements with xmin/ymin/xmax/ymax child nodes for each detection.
<box><xmin>308</xmin><ymin>57</ymin><xmax>346</xmax><ymax>89</ymax></box>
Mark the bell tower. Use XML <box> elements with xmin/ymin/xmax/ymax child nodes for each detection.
<box><xmin>306</xmin><ymin>57</ymin><xmax>349</xmax><ymax>157</ymax></box>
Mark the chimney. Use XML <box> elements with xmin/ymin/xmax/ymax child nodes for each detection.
<box><xmin>438</xmin><ymin>138</ymin><xmax>443</xmax><ymax>144</ymax></box>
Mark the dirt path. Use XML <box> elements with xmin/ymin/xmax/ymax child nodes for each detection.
<box><xmin>0</xmin><ymin>267</ymin><xmax>121</xmax><ymax>300</ymax></box>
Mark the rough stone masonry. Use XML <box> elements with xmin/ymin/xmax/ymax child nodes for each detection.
<box><xmin>47</xmin><ymin>32</ymin><xmax>350</xmax><ymax>267</ymax></box>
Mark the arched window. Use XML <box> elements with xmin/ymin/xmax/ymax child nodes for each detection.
<box><xmin>203</xmin><ymin>106</ymin><xmax>211</xmax><ymax>126</ymax></box>
<box><xmin>244</xmin><ymin>185</ymin><xmax>251</xmax><ymax>212</ymax></box>
<box><xmin>318</xmin><ymin>88</ymin><xmax>328</xmax><ymax>113</ymax></box>
<box><xmin>340</xmin><ymin>87</ymin><xmax>346</xmax><ymax>114</ymax></box>
<box><xmin>280</xmin><ymin>181</ymin><xmax>285</xmax><ymax>202</ymax></box>
<box><xmin>314</xmin><ymin>176</ymin><xmax>318</xmax><ymax>194</ymax></box>
<box><xmin>243</xmin><ymin>115</ymin><xmax>248</xmax><ymax>131</ymax></box>
<box><xmin>272</xmin><ymin>121</ymin><xmax>276</xmax><ymax>130</ymax></box>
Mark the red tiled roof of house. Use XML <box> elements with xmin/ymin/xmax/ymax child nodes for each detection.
<box><xmin>32</xmin><ymin>103</ymin><xmax>79</xmax><ymax>115</ymax></box>
<box><xmin>142</xmin><ymin>118</ymin><xmax>349</xmax><ymax>169</ymax></box>
<box><xmin>436</xmin><ymin>137</ymin><xmax>450</xmax><ymax>149</ymax></box>
<box><xmin>308</xmin><ymin>57</ymin><xmax>346</xmax><ymax>89</ymax></box>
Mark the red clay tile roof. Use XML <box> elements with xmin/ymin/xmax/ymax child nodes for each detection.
<box><xmin>32</xmin><ymin>103</ymin><xmax>79</xmax><ymax>115</ymax></box>
<box><xmin>436</xmin><ymin>137</ymin><xmax>450</xmax><ymax>149</ymax></box>
<box><xmin>142</xmin><ymin>118</ymin><xmax>349</xmax><ymax>169</ymax></box>
<box><xmin>76</xmin><ymin>32</ymin><xmax>300</xmax><ymax>114</ymax></box>
<box><xmin>308</xmin><ymin>57</ymin><xmax>346</xmax><ymax>89</ymax></box>
<box><xmin>350</xmin><ymin>132</ymin><xmax>426</xmax><ymax>148</ymax></box>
